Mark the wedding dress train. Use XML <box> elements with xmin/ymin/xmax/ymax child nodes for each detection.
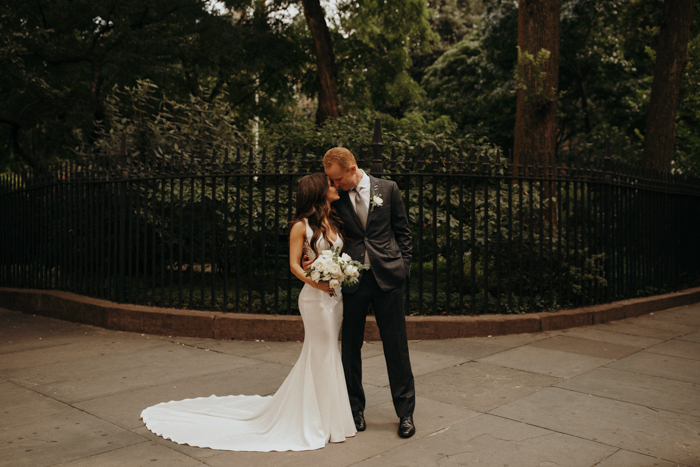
<box><xmin>141</xmin><ymin>220</ymin><xmax>356</xmax><ymax>451</ymax></box>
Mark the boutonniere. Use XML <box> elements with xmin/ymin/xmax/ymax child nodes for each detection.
<box><xmin>370</xmin><ymin>194</ymin><xmax>383</xmax><ymax>211</ymax></box>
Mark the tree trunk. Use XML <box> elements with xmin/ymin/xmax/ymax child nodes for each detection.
<box><xmin>642</xmin><ymin>0</ymin><xmax>695</xmax><ymax>173</ymax></box>
<box><xmin>301</xmin><ymin>0</ymin><xmax>340</xmax><ymax>125</ymax></box>
<box><xmin>513</xmin><ymin>0</ymin><xmax>560</xmax><ymax>171</ymax></box>
<box><xmin>91</xmin><ymin>58</ymin><xmax>105</xmax><ymax>122</ymax></box>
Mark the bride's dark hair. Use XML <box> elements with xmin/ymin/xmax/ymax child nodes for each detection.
<box><xmin>291</xmin><ymin>173</ymin><xmax>344</xmax><ymax>256</ymax></box>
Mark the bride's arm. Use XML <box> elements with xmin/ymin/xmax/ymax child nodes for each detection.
<box><xmin>289</xmin><ymin>221</ymin><xmax>335</xmax><ymax>294</ymax></box>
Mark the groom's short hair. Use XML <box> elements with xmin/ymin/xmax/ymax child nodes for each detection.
<box><xmin>324</xmin><ymin>147</ymin><xmax>356</xmax><ymax>171</ymax></box>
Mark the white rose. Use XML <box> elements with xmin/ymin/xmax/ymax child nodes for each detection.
<box><xmin>372</xmin><ymin>195</ymin><xmax>383</xmax><ymax>207</ymax></box>
<box><xmin>311</xmin><ymin>271</ymin><xmax>321</xmax><ymax>282</ymax></box>
<box><xmin>329</xmin><ymin>279</ymin><xmax>340</xmax><ymax>289</ymax></box>
<box><xmin>341</xmin><ymin>253</ymin><xmax>351</xmax><ymax>262</ymax></box>
<box><xmin>329</xmin><ymin>263</ymin><xmax>341</xmax><ymax>275</ymax></box>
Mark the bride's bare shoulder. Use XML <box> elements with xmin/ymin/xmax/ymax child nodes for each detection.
<box><xmin>290</xmin><ymin>220</ymin><xmax>306</xmax><ymax>236</ymax></box>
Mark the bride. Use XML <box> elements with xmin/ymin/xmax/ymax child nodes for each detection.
<box><xmin>140</xmin><ymin>173</ymin><xmax>356</xmax><ymax>451</ymax></box>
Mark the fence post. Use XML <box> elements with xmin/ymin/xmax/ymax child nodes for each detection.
<box><xmin>603</xmin><ymin>138</ymin><xmax>612</xmax><ymax>302</ymax></box>
<box><xmin>370</xmin><ymin>117</ymin><xmax>384</xmax><ymax>174</ymax></box>
<box><xmin>118</xmin><ymin>132</ymin><xmax>128</xmax><ymax>303</ymax></box>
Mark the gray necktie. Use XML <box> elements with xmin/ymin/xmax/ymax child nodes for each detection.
<box><xmin>353</xmin><ymin>186</ymin><xmax>367</xmax><ymax>229</ymax></box>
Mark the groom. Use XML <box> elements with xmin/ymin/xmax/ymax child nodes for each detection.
<box><xmin>323</xmin><ymin>147</ymin><xmax>416</xmax><ymax>438</ymax></box>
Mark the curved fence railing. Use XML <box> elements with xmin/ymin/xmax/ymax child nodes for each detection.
<box><xmin>2</xmin><ymin>134</ymin><xmax>700</xmax><ymax>316</ymax></box>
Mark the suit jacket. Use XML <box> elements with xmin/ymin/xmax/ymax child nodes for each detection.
<box><xmin>334</xmin><ymin>175</ymin><xmax>412</xmax><ymax>292</ymax></box>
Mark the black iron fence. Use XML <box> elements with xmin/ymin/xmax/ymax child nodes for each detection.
<box><xmin>2</xmin><ymin>124</ymin><xmax>700</xmax><ymax>316</ymax></box>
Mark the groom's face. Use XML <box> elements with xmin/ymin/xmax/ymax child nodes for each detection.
<box><xmin>325</xmin><ymin>163</ymin><xmax>358</xmax><ymax>192</ymax></box>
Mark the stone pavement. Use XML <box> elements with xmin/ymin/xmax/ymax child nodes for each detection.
<box><xmin>1</xmin><ymin>304</ymin><xmax>699</xmax><ymax>467</ymax></box>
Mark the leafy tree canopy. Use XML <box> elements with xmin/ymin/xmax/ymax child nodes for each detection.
<box><xmin>1</xmin><ymin>0</ymin><xmax>699</xmax><ymax>176</ymax></box>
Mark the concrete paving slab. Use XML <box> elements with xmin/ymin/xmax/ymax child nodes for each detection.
<box><xmin>50</xmin><ymin>441</ymin><xmax>207</xmax><ymax>467</ymax></box>
<box><xmin>3</xmin><ymin>300</ymin><xmax>700</xmax><ymax>466</ymax></box>
<box><xmin>201</xmin><ymin>396</ymin><xmax>479</xmax><ymax>467</ymax></box>
<box><xmin>73</xmin><ymin>361</ymin><xmax>290</xmax><ymax>429</ymax></box>
<box><xmin>130</xmin><ymin>426</ymin><xmax>222</xmax><ymax>460</ymax></box>
<box><xmin>645</xmin><ymin>339</ymin><xmax>700</xmax><ymax>360</ymax></box>
<box><xmin>469</xmin><ymin>330</ymin><xmax>563</xmax><ymax>348</ymax></box>
<box><xmin>232</xmin><ymin>345</ymin><xmax>303</xmax><ymax>367</ymax></box>
<box><xmin>166</xmin><ymin>338</ymin><xmax>385</xmax><ymax>366</ymax></box>
<box><xmin>0</xmin><ymin>328</ymin><xmax>110</xmax><ymax>354</ymax></box>
<box><xmin>529</xmin><ymin>335</ymin><xmax>642</xmax><ymax>359</ymax></box>
<box><xmin>0</xmin><ymin>337</ymin><xmax>74</xmax><ymax>356</ymax></box>
<box><xmin>634</xmin><ymin>305</ymin><xmax>700</xmax><ymax>327</ymax></box>
<box><xmin>0</xmin><ymin>341</ymin><xmax>169</xmax><ymax>384</ymax></box>
<box><xmin>490</xmin><ymin>387</ymin><xmax>700</xmax><ymax>466</ymax></box>
<box><xmin>0</xmin><ymin>403</ymin><xmax>144</xmax><ymax>467</ymax></box>
<box><xmin>626</xmin><ymin>315</ymin><xmax>698</xmax><ymax>334</ymax></box>
<box><xmin>605</xmin><ymin>351</ymin><xmax>700</xmax><ymax>384</ymax></box>
<box><xmin>559</xmin><ymin>326</ymin><xmax>665</xmax><ymax>348</ymax></box>
<box><xmin>361</xmin><ymin>349</ymin><xmax>469</xmax><ymax>387</ymax></box>
<box><xmin>415</xmin><ymin>361</ymin><xmax>561</xmax><ymax>413</ymax></box>
<box><xmin>596</xmin><ymin>320</ymin><xmax>689</xmax><ymax>340</ymax></box>
<box><xmin>593</xmin><ymin>449</ymin><xmax>683</xmax><ymax>467</ymax></box>
<box><xmin>165</xmin><ymin>338</ymin><xmax>304</xmax><ymax>364</ymax></box>
<box><xmin>0</xmin><ymin>309</ymin><xmax>87</xmax><ymax>333</ymax></box>
<box><xmin>360</xmin><ymin>383</ymin><xmax>394</xmax><ymax>409</ymax></box>
<box><xmin>555</xmin><ymin>367</ymin><xmax>700</xmax><ymax>417</ymax></box>
<box><xmin>2</xmin><ymin>382</ymin><xmax>70</xmax><ymax>427</ymax></box>
<box><xmin>407</xmin><ymin>338</ymin><xmax>510</xmax><ymax>360</ymax></box>
<box><xmin>476</xmin><ymin>345</ymin><xmax>611</xmax><ymax>379</ymax></box>
<box><xmin>354</xmin><ymin>413</ymin><xmax>616</xmax><ymax>467</ymax></box>
<box><xmin>360</xmin><ymin>341</ymin><xmax>386</xmax><ymax>359</ymax></box>
<box><xmin>0</xmin><ymin>311</ymin><xmax>106</xmax><ymax>342</ymax></box>
<box><xmin>0</xmin><ymin>336</ymin><xmax>168</xmax><ymax>371</ymax></box>
<box><xmin>678</xmin><ymin>331</ymin><xmax>700</xmax><ymax>343</ymax></box>
<box><xmin>157</xmin><ymin>336</ymin><xmax>218</xmax><ymax>346</ymax></box>
<box><xmin>4</xmin><ymin>344</ymin><xmax>261</xmax><ymax>403</ymax></box>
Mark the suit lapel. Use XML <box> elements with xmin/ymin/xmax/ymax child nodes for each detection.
<box><xmin>339</xmin><ymin>189</ymin><xmax>364</xmax><ymax>232</ymax></box>
<box><xmin>365</xmin><ymin>176</ymin><xmax>380</xmax><ymax>229</ymax></box>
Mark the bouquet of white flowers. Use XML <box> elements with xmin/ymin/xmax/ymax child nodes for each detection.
<box><xmin>305</xmin><ymin>246</ymin><xmax>368</xmax><ymax>296</ymax></box>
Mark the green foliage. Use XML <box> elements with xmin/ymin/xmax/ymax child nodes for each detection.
<box><xmin>0</xmin><ymin>0</ymin><xmax>309</xmax><ymax>169</ymax></box>
<box><xmin>403</xmin><ymin>174</ymin><xmax>613</xmax><ymax>314</ymax></box>
<box><xmin>2</xmin><ymin>0</ymin><xmax>699</xmax><ymax>178</ymax></box>
<box><xmin>515</xmin><ymin>47</ymin><xmax>557</xmax><ymax>110</ymax></box>
<box><xmin>258</xmin><ymin>110</ymin><xmax>460</xmax><ymax>151</ymax></box>
<box><xmin>333</xmin><ymin>0</ymin><xmax>438</xmax><ymax>116</ymax></box>
<box><xmin>421</xmin><ymin>31</ymin><xmax>517</xmax><ymax>150</ymax></box>
<box><xmin>72</xmin><ymin>81</ymin><xmax>470</xmax><ymax>162</ymax></box>
<box><xmin>73</xmin><ymin>80</ymin><xmax>250</xmax><ymax>161</ymax></box>
<box><xmin>408</xmin><ymin>0</ymin><xmax>485</xmax><ymax>84</ymax></box>
<box><xmin>674</xmin><ymin>4</ymin><xmax>700</xmax><ymax>177</ymax></box>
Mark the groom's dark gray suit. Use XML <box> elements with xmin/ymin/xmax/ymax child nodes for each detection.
<box><xmin>334</xmin><ymin>173</ymin><xmax>415</xmax><ymax>418</ymax></box>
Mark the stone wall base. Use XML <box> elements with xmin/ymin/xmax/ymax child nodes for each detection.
<box><xmin>1</xmin><ymin>287</ymin><xmax>699</xmax><ymax>341</ymax></box>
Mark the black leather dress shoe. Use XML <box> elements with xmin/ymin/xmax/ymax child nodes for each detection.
<box><xmin>398</xmin><ymin>416</ymin><xmax>415</xmax><ymax>438</ymax></box>
<box><xmin>353</xmin><ymin>411</ymin><xmax>366</xmax><ymax>431</ymax></box>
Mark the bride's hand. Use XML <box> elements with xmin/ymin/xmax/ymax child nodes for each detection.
<box><xmin>311</xmin><ymin>280</ymin><xmax>336</xmax><ymax>294</ymax></box>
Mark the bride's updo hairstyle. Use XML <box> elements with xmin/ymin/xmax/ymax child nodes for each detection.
<box><xmin>292</xmin><ymin>173</ymin><xmax>344</xmax><ymax>256</ymax></box>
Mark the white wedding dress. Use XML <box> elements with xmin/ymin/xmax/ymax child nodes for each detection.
<box><xmin>141</xmin><ymin>219</ymin><xmax>356</xmax><ymax>451</ymax></box>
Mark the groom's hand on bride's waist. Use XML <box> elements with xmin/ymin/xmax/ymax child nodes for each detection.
<box><xmin>301</xmin><ymin>254</ymin><xmax>313</xmax><ymax>271</ymax></box>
